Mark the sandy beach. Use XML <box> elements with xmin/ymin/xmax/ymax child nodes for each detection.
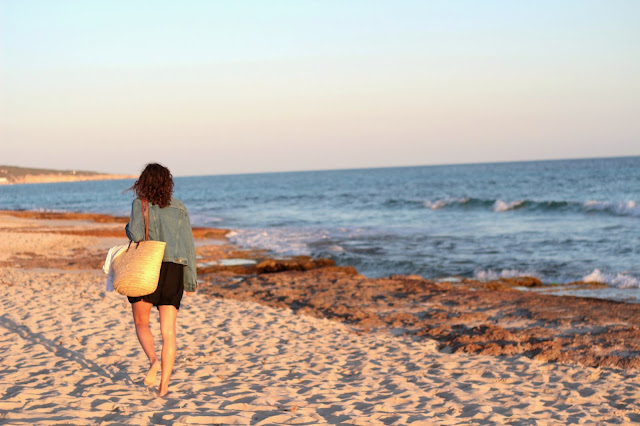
<box><xmin>1</xmin><ymin>212</ymin><xmax>640</xmax><ymax>425</ymax></box>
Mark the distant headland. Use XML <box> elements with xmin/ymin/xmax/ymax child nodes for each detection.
<box><xmin>0</xmin><ymin>166</ymin><xmax>137</xmax><ymax>185</ymax></box>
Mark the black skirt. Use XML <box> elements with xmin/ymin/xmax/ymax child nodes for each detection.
<box><xmin>128</xmin><ymin>262</ymin><xmax>185</xmax><ymax>310</ymax></box>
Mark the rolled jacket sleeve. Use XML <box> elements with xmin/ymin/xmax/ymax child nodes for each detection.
<box><xmin>182</xmin><ymin>210</ymin><xmax>198</xmax><ymax>292</ymax></box>
<box><xmin>125</xmin><ymin>199</ymin><xmax>145</xmax><ymax>242</ymax></box>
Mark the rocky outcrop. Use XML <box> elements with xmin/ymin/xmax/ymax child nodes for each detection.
<box><xmin>198</xmin><ymin>255</ymin><xmax>355</xmax><ymax>276</ymax></box>
<box><xmin>256</xmin><ymin>256</ymin><xmax>337</xmax><ymax>273</ymax></box>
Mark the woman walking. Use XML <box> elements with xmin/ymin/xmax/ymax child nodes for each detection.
<box><xmin>125</xmin><ymin>163</ymin><xmax>197</xmax><ymax>397</ymax></box>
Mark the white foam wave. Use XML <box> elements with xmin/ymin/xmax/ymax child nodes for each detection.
<box><xmin>34</xmin><ymin>207</ymin><xmax>69</xmax><ymax>213</ymax></box>
<box><xmin>424</xmin><ymin>200</ymin><xmax>448</xmax><ymax>210</ymax></box>
<box><xmin>474</xmin><ymin>268</ymin><xmax>541</xmax><ymax>281</ymax></box>
<box><xmin>493</xmin><ymin>199</ymin><xmax>525</xmax><ymax>212</ymax></box>
<box><xmin>189</xmin><ymin>213</ymin><xmax>224</xmax><ymax>227</ymax></box>
<box><xmin>424</xmin><ymin>197</ymin><xmax>470</xmax><ymax>210</ymax></box>
<box><xmin>228</xmin><ymin>228</ymin><xmax>322</xmax><ymax>256</ymax></box>
<box><xmin>583</xmin><ymin>269</ymin><xmax>640</xmax><ymax>288</ymax></box>
<box><xmin>583</xmin><ymin>200</ymin><xmax>639</xmax><ymax>217</ymax></box>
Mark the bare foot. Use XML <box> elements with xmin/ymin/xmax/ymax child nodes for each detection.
<box><xmin>158</xmin><ymin>381</ymin><xmax>169</xmax><ymax>397</ymax></box>
<box><xmin>144</xmin><ymin>361</ymin><xmax>161</xmax><ymax>386</ymax></box>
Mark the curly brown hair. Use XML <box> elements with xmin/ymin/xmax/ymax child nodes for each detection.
<box><xmin>129</xmin><ymin>163</ymin><xmax>174</xmax><ymax>208</ymax></box>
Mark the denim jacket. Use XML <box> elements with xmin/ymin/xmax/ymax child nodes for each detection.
<box><xmin>125</xmin><ymin>196</ymin><xmax>197</xmax><ymax>292</ymax></box>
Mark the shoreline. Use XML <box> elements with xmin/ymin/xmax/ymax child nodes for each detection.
<box><xmin>1</xmin><ymin>209</ymin><xmax>640</xmax><ymax>371</ymax></box>
<box><xmin>0</xmin><ymin>209</ymin><xmax>612</xmax><ymax>293</ymax></box>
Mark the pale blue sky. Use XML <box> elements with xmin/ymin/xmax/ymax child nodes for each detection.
<box><xmin>1</xmin><ymin>0</ymin><xmax>639</xmax><ymax>176</ymax></box>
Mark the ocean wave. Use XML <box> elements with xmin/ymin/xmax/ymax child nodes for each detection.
<box><xmin>583</xmin><ymin>200</ymin><xmax>639</xmax><ymax>217</ymax></box>
<box><xmin>474</xmin><ymin>268</ymin><xmax>541</xmax><ymax>281</ymax></box>
<box><xmin>327</xmin><ymin>244</ymin><xmax>345</xmax><ymax>253</ymax></box>
<box><xmin>583</xmin><ymin>269</ymin><xmax>640</xmax><ymax>288</ymax></box>
<box><xmin>384</xmin><ymin>199</ymin><xmax>428</xmax><ymax>209</ymax></box>
<box><xmin>493</xmin><ymin>200</ymin><xmax>526</xmax><ymax>212</ymax></box>
<box><xmin>424</xmin><ymin>197</ymin><xmax>483</xmax><ymax>210</ymax></box>
<box><xmin>33</xmin><ymin>207</ymin><xmax>71</xmax><ymax>213</ymax></box>
<box><xmin>423</xmin><ymin>197</ymin><xmax>572</xmax><ymax>212</ymax></box>
<box><xmin>421</xmin><ymin>197</ymin><xmax>638</xmax><ymax>217</ymax></box>
<box><xmin>475</xmin><ymin>268</ymin><xmax>640</xmax><ymax>288</ymax></box>
<box><xmin>227</xmin><ymin>227</ymin><xmax>383</xmax><ymax>259</ymax></box>
<box><xmin>189</xmin><ymin>213</ymin><xmax>224</xmax><ymax>227</ymax></box>
<box><xmin>227</xmin><ymin>228</ymin><xmax>340</xmax><ymax>257</ymax></box>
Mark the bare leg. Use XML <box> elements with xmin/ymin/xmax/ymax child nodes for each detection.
<box><xmin>158</xmin><ymin>305</ymin><xmax>178</xmax><ymax>397</ymax></box>
<box><xmin>131</xmin><ymin>301</ymin><xmax>160</xmax><ymax>386</ymax></box>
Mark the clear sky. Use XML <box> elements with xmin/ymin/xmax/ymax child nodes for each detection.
<box><xmin>1</xmin><ymin>0</ymin><xmax>639</xmax><ymax>176</ymax></box>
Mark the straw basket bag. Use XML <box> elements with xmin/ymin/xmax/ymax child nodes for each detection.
<box><xmin>112</xmin><ymin>199</ymin><xmax>166</xmax><ymax>297</ymax></box>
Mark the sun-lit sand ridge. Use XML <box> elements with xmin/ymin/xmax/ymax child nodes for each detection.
<box><xmin>1</xmin><ymin>212</ymin><xmax>640</xmax><ymax>424</ymax></box>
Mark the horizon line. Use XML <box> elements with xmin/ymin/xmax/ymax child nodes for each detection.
<box><xmin>175</xmin><ymin>153</ymin><xmax>640</xmax><ymax>178</ymax></box>
<box><xmin>3</xmin><ymin>153</ymin><xmax>638</xmax><ymax>179</ymax></box>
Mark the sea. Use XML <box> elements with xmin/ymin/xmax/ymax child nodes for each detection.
<box><xmin>1</xmin><ymin>156</ymin><xmax>638</xmax><ymax>302</ymax></box>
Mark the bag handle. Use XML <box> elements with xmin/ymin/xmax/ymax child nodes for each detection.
<box><xmin>141</xmin><ymin>199</ymin><xmax>150</xmax><ymax>242</ymax></box>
